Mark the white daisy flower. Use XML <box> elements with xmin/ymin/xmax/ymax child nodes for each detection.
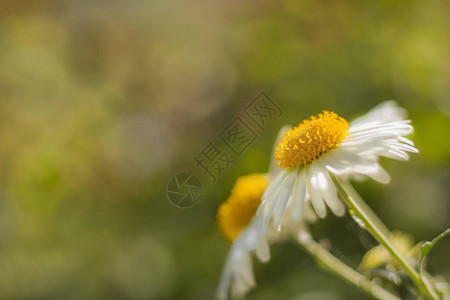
<box><xmin>258</xmin><ymin>101</ymin><xmax>418</xmax><ymax>229</ymax></box>
<box><xmin>215</xmin><ymin>173</ymin><xmax>315</xmax><ymax>299</ymax></box>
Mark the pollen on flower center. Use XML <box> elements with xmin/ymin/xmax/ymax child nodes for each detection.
<box><xmin>217</xmin><ymin>174</ymin><xmax>268</xmax><ymax>242</ymax></box>
<box><xmin>275</xmin><ymin>111</ymin><xmax>349</xmax><ymax>169</ymax></box>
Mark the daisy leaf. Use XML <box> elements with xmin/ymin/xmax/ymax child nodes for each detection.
<box><xmin>419</xmin><ymin>228</ymin><xmax>450</xmax><ymax>269</ymax></box>
<box><xmin>418</xmin><ymin>228</ymin><xmax>450</xmax><ymax>297</ymax></box>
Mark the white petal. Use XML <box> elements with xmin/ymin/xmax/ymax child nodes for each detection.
<box><xmin>387</xmin><ymin>148</ymin><xmax>409</xmax><ymax>161</ymax></box>
<box><xmin>398</xmin><ymin>136</ymin><xmax>415</xmax><ymax>146</ymax></box>
<box><xmin>317</xmin><ymin>165</ymin><xmax>345</xmax><ymax>216</ymax></box>
<box><xmin>256</xmin><ymin>171</ymin><xmax>288</xmax><ymax>217</ymax></box>
<box><xmin>256</xmin><ymin>236</ymin><xmax>270</xmax><ymax>263</ymax></box>
<box><xmin>387</xmin><ymin>142</ymin><xmax>418</xmax><ymax>154</ymax></box>
<box><xmin>350</xmin><ymin>101</ymin><xmax>407</xmax><ymax>129</ymax></box>
<box><xmin>307</xmin><ymin>165</ymin><xmax>327</xmax><ymax>218</ymax></box>
<box><xmin>231</xmin><ymin>274</ymin><xmax>246</xmax><ymax>299</ymax></box>
<box><xmin>243</xmin><ymin>219</ymin><xmax>264</xmax><ymax>250</ymax></box>
<box><xmin>323</xmin><ymin>151</ymin><xmax>378</xmax><ymax>176</ymax></box>
<box><xmin>292</xmin><ymin>169</ymin><xmax>307</xmax><ymax>222</ymax></box>
<box><xmin>260</xmin><ymin>170</ymin><xmax>286</xmax><ymax>204</ymax></box>
<box><xmin>377</xmin><ymin>149</ymin><xmax>408</xmax><ymax>161</ymax></box>
<box><xmin>385</xmin><ymin>139</ymin><xmax>418</xmax><ymax>152</ymax></box>
<box><xmin>367</xmin><ymin>164</ymin><xmax>390</xmax><ymax>184</ymax></box>
<box><xmin>271</xmin><ymin>170</ymin><xmax>297</xmax><ymax>228</ymax></box>
<box><xmin>216</xmin><ymin>216</ymin><xmax>269</xmax><ymax>299</ymax></box>
<box><xmin>238</xmin><ymin>251</ymin><xmax>255</xmax><ymax>288</ymax></box>
<box><xmin>327</xmin><ymin>149</ymin><xmax>377</xmax><ymax>167</ymax></box>
<box><xmin>344</xmin><ymin>130</ymin><xmax>406</xmax><ymax>143</ymax></box>
<box><xmin>349</xmin><ymin>120</ymin><xmax>412</xmax><ymax>133</ymax></box>
<box><xmin>267</xmin><ymin>125</ymin><xmax>291</xmax><ymax>180</ymax></box>
<box><xmin>216</xmin><ymin>242</ymin><xmax>243</xmax><ymax>299</ymax></box>
<box><xmin>303</xmin><ymin>199</ymin><xmax>318</xmax><ymax>223</ymax></box>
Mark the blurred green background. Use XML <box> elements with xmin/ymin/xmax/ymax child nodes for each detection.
<box><xmin>0</xmin><ymin>0</ymin><xmax>449</xmax><ymax>299</ymax></box>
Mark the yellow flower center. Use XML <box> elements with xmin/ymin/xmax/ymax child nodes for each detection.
<box><xmin>359</xmin><ymin>231</ymin><xmax>418</xmax><ymax>271</ymax></box>
<box><xmin>275</xmin><ymin>111</ymin><xmax>349</xmax><ymax>169</ymax></box>
<box><xmin>217</xmin><ymin>174</ymin><xmax>268</xmax><ymax>242</ymax></box>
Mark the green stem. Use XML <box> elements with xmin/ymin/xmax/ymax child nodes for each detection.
<box><xmin>339</xmin><ymin>180</ymin><xmax>390</xmax><ymax>238</ymax></box>
<box><xmin>295</xmin><ymin>232</ymin><xmax>400</xmax><ymax>300</ymax></box>
<box><xmin>330</xmin><ymin>174</ymin><xmax>438</xmax><ymax>300</ymax></box>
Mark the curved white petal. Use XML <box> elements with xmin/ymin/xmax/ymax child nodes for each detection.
<box><xmin>322</xmin><ymin>149</ymin><xmax>379</xmax><ymax>176</ymax></box>
<box><xmin>317</xmin><ymin>164</ymin><xmax>345</xmax><ymax>216</ymax></box>
<box><xmin>267</xmin><ymin>125</ymin><xmax>291</xmax><ymax>180</ymax></box>
<box><xmin>350</xmin><ymin>101</ymin><xmax>407</xmax><ymax>129</ymax></box>
<box><xmin>255</xmin><ymin>236</ymin><xmax>270</xmax><ymax>263</ymax></box>
<box><xmin>216</xmin><ymin>242</ymin><xmax>244</xmax><ymax>300</ymax></box>
<box><xmin>256</xmin><ymin>170</ymin><xmax>288</xmax><ymax>218</ymax></box>
<box><xmin>215</xmin><ymin>216</ymin><xmax>269</xmax><ymax>300</ymax></box>
<box><xmin>238</xmin><ymin>251</ymin><xmax>255</xmax><ymax>288</ymax></box>
<box><xmin>291</xmin><ymin>169</ymin><xmax>307</xmax><ymax>222</ymax></box>
<box><xmin>307</xmin><ymin>165</ymin><xmax>327</xmax><ymax>218</ymax></box>
<box><xmin>367</xmin><ymin>163</ymin><xmax>390</xmax><ymax>184</ymax></box>
<box><xmin>271</xmin><ymin>170</ymin><xmax>298</xmax><ymax>229</ymax></box>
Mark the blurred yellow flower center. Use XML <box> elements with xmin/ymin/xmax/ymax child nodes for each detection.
<box><xmin>359</xmin><ymin>231</ymin><xmax>418</xmax><ymax>271</ymax></box>
<box><xmin>275</xmin><ymin>111</ymin><xmax>349</xmax><ymax>169</ymax></box>
<box><xmin>217</xmin><ymin>174</ymin><xmax>268</xmax><ymax>242</ymax></box>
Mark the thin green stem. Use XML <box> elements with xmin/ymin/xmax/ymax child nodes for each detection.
<box><xmin>339</xmin><ymin>180</ymin><xmax>390</xmax><ymax>238</ymax></box>
<box><xmin>330</xmin><ymin>174</ymin><xmax>438</xmax><ymax>300</ymax></box>
<box><xmin>295</xmin><ymin>232</ymin><xmax>400</xmax><ymax>300</ymax></box>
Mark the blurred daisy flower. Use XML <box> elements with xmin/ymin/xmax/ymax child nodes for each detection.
<box><xmin>359</xmin><ymin>231</ymin><xmax>420</xmax><ymax>272</ymax></box>
<box><xmin>258</xmin><ymin>101</ymin><xmax>418</xmax><ymax>229</ymax></box>
<box><xmin>215</xmin><ymin>174</ymin><xmax>271</xmax><ymax>299</ymax></box>
<box><xmin>215</xmin><ymin>173</ymin><xmax>316</xmax><ymax>299</ymax></box>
